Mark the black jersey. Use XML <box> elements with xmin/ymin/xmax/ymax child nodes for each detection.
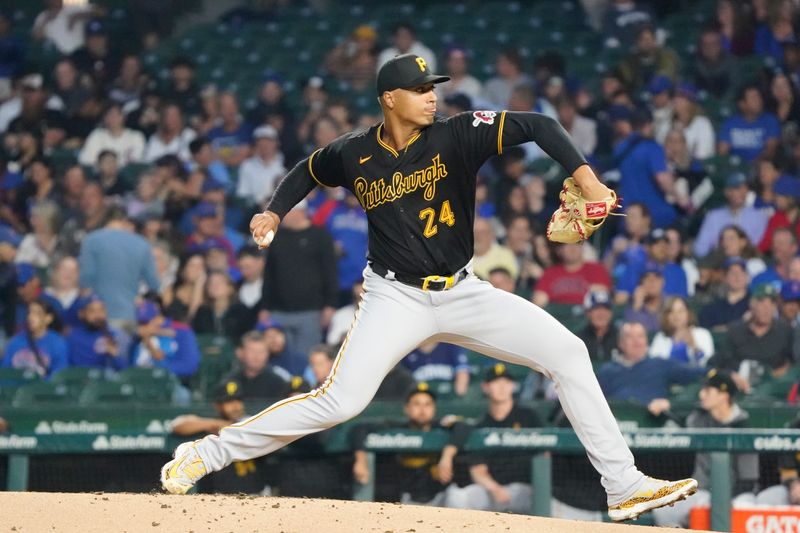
<box><xmin>305</xmin><ymin>111</ymin><xmax>586</xmax><ymax>277</ymax></box>
<box><xmin>267</xmin><ymin>111</ymin><xmax>586</xmax><ymax>277</ymax></box>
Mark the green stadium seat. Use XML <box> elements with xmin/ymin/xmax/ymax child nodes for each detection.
<box><xmin>50</xmin><ymin>367</ymin><xmax>107</xmax><ymax>392</ymax></box>
<box><xmin>192</xmin><ymin>334</ymin><xmax>236</xmax><ymax>400</ymax></box>
<box><xmin>12</xmin><ymin>382</ymin><xmax>74</xmax><ymax>407</ymax></box>
<box><xmin>118</xmin><ymin>366</ymin><xmax>178</xmax><ymax>402</ymax></box>
<box><xmin>77</xmin><ymin>381</ymin><xmax>138</xmax><ymax>405</ymax></box>
<box><xmin>0</xmin><ymin>367</ymin><xmax>40</xmax><ymax>387</ymax></box>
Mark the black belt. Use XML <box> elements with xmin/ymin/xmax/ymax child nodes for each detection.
<box><xmin>370</xmin><ymin>263</ymin><xmax>468</xmax><ymax>292</ymax></box>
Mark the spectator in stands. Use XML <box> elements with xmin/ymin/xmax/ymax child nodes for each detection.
<box><xmin>184</xmin><ymin>202</ymin><xmax>236</xmax><ymax>263</ymax></box>
<box><xmin>708</xmin><ymin>225</ymin><xmax>768</xmax><ymax>279</ymax></box>
<box><xmin>447</xmin><ymin>364</ymin><xmax>542</xmax><ymax>514</ymax></box>
<box><xmin>714</xmin><ymin>0</ymin><xmax>755</xmax><ymax>56</ymax></box>
<box><xmin>671</xmin><ymin>83</ymin><xmax>716</xmax><ymax>161</ymax></box>
<box><xmin>693</xmin><ymin>173</ymin><xmax>769</xmax><ymax>259</ymax></box>
<box><xmin>187</xmin><ymin>137</ymin><xmax>231</xmax><ymax>191</ymax></box>
<box><xmin>472</xmin><ymin>217</ymin><xmax>518</xmax><ymax>282</ymax></box>
<box><xmin>647</xmin><ymin>75</ymin><xmax>673</xmax><ymax>145</ymax></box>
<box><xmin>759</xmin><ymin>175</ymin><xmax>800</xmax><ymax>253</ymax></box>
<box><xmin>578</xmin><ymin>289</ymin><xmax>619</xmax><ymax>363</ymax></box>
<box><xmin>650</xmin><ymin>297</ymin><xmax>714</xmax><ymax>367</ymax></box>
<box><xmin>376</xmin><ymin>23</ymin><xmax>436</xmax><ymax>72</ymax></box>
<box><xmin>260</xmin><ymin>201</ymin><xmax>338</xmax><ymax>357</ymax></box>
<box><xmin>162</xmin><ymin>56</ymin><xmax>200</xmax><ymax>120</ymax></box>
<box><xmin>31</xmin><ymin>0</ymin><xmax>97</xmax><ymax>55</ymax></box>
<box><xmin>721</xmin><ymin>283</ymin><xmax>796</xmax><ymax>382</ymax></box>
<box><xmin>307</xmin><ymin>343</ymin><xmax>335</xmax><ymax>387</ymax></box>
<box><xmin>718</xmin><ymin>85</ymin><xmax>781</xmax><ymax>163</ymax></box>
<box><xmin>108</xmin><ymin>54</ymin><xmax>146</xmax><ymax>107</ymax></box>
<box><xmin>483</xmin><ymin>48</ymin><xmax>532</xmax><ymax>110</ymax></box>
<box><xmin>692</xmin><ymin>25</ymin><xmax>739</xmax><ymax>100</ymax></box>
<box><xmin>440</xmin><ymin>46</ymin><xmax>483</xmax><ymax>101</ymax></box>
<box><xmin>326</xmin><ymin>279</ymin><xmax>362</xmax><ymax>346</ymax></box>
<box><xmin>150</xmin><ymin>242</ymin><xmax>176</xmax><ymax>294</ymax></box>
<box><xmin>699</xmin><ymin>257</ymin><xmax>751</xmax><ymax>332</ymax></box>
<box><xmin>143</xmin><ymin>103</ymin><xmax>196</xmax><ymax>163</ymax></box>
<box><xmin>533</xmin><ymin>243</ymin><xmax>611</xmax><ymax>308</ymax></box>
<box><xmin>402</xmin><ymin>341</ymin><xmax>470</xmax><ymax>397</ymax></box>
<box><xmin>0</xmin><ymin>11</ymin><xmax>22</xmax><ymax>90</ymax></box>
<box><xmin>598</xmin><ymin>321</ymin><xmax>705</xmax><ymax>404</ymax></box>
<box><xmin>623</xmin><ymin>264</ymin><xmax>666</xmax><ymax>333</ymax></box>
<box><xmin>487</xmin><ymin>267</ymin><xmax>517</xmax><ymax>293</ymax></box>
<box><xmin>616</xmin><ymin>228</ymin><xmax>688</xmax><ymax>303</ymax></box>
<box><xmin>16</xmin><ymin>160</ymin><xmax>60</xmax><ymax>218</ymax></box>
<box><xmin>70</xmin><ymin>19</ymin><xmax>119</xmax><ymax>91</ymax></box>
<box><xmin>6</xmin><ymin>74</ymin><xmax>66</xmax><ymax>151</ymax></box>
<box><xmin>56</xmin><ymin>165</ymin><xmax>88</xmax><ymax>221</ymax></box>
<box><xmin>2</xmin><ymin>298</ymin><xmax>67</xmax><ymax>379</ymax></box>
<box><xmin>94</xmin><ymin>150</ymin><xmax>127</xmax><ymax>197</ymax></box>
<box><xmin>653</xmin><ymin>369</ymin><xmax>758</xmax><ymax>527</ymax></box>
<box><xmin>754</xmin><ymin>156</ymin><xmax>782</xmax><ymax>210</ymax></box>
<box><xmin>171</xmin><ymin>379</ymin><xmax>270</xmax><ymax>495</ymax></box>
<box><xmin>665</xmin><ymin>227</ymin><xmax>701</xmax><ymax>298</ymax></box>
<box><xmin>505</xmin><ymin>215</ymin><xmax>545</xmax><ymax>294</ymax></box>
<box><xmin>256</xmin><ymin>318</ymin><xmax>305</xmax><ymax>379</ymax></box>
<box><xmin>752</xmin><ymin>227</ymin><xmax>799</xmax><ymax>288</ymax></box>
<box><xmin>604</xmin><ymin>202</ymin><xmax>651</xmax><ymax>285</ymax></box>
<box><xmin>222</xmin><ymin>330</ymin><xmax>290</xmax><ymax>401</ymax></box>
<box><xmin>781</xmin><ymin>280</ymin><xmax>800</xmax><ymax>327</ymax></box>
<box><xmin>40</xmin><ymin>255</ymin><xmax>80</xmax><ymax>330</ymax></box>
<box><xmin>247</xmin><ymin>70</ymin><xmax>296</xmax><ymax>151</ymax></box>
<box><xmin>126</xmin><ymin>85</ymin><xmax>162</xmax><ymax>138</ymax></box>
<box><xmin>50</xmin><ymin>58</ymin><xmax>91</xmax><ymax>120</ymax></box>
<box><xmin>601</xmin><ymin>0</ymin><xmax>654</xmax><ymax>49</ymax></box>
<box><xmin>351</xmin><ymin>383</ymin><xmax>469</xmax><ymax>505</ymax></box>
<box><xmin>78</xmin><ymin>208</ymin><xmax>159</xmax><ymax>331</ymax></box>
<box><xmin>192</xmin><ymin>271</ymin><xmax>254</xmax><ymax>341</ymax></box>
<box><xmin>123</xmin><ymin>170</ymin><xmax>164</xmax><ymax>223</ymax></box>
<box><xmin>78</xmin><ymin>102</ymin><xmax>145</xmax><ymax>167</ymax></box>
<box><xmin>14</xmin><ymin>200</ymin><xmax>63</xmax><ymax>269</ymax></box>
<box><xmin>612</xmin><ymin>106</ymin><xmax>680</xmax><ymax>229</ymax></box>
<box><xmin>236</xmin><ymin>125</ymin><xmax>285</xmax><ymax>210</ymax></box>
<box><xmin>618</xmin><ymin>26</ymin><xmax>680</xmax><ymax>94</ymax></box>
<box><xmin>207</xmin><ymin>92</ymin><xmax>252</xmax><ymax>167</ymax></box>
<box><xmin>324</xmin><ymin>24</ymin><xmax>378</xmax><ymax>92</ymax></box>
<box><xmin>0</xmin><ymin>229</ymin><xmax>18</xmax><ymax>339</ymax></box>
<box><xmin>60</xmin><ymin>181</ymin><xmax>108</xmax><ymax>256</ymax></box>
<box><xmin>66</xmin><ymin>294</ymin><xmax>128</xmax><ymax>370</ymax></box>
<box><xmin>665</xmin><ymin>126</ymin><xmax>712</xmax><ymax>214</ymax></box>
<box><xmin>754</xmin><ymin>0</ymin><xmax>797</xmax><ymax>65</ymax></box>
<box><xmin>768</xmin><ymin>69</ymin><xmax>800</xmax><ymax>134</ymax></box>
<box><xmin>321</xmin><ymin>191</ymin><xmax>368</xmax><ymax>306</ymax></box>
<box><xmin>132</xmin><ymin>295</ymin><xmax>199</xmax><ymax>385</ymax></box>
<box><xmin>236</xmin><ymin>246</ymin><xmax>264</xmax><ymax>311</ymax></box>
<box><xmin>13</xmin><ymin>263</ymin><xmax>40</xmax><ymax>332</ymax></box>
<box><xmin>754</xmin><ymin>413</ymin><xmax>800</xmax><ymax>505</ymax></box>
<box><xmin>556</xmin><ymin>96</ymin><xmax>597</xmax><ymax>157</ymax></box>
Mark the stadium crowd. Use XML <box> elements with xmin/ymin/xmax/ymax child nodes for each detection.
<box><xmin>1</xmin><ymin>0</ymin><xmax>800</xmax><ymax>526</ymax></box>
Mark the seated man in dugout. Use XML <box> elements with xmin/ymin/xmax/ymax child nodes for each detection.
<box><xmin>350</xmin><ymin>382</ymin><xmax>469</xmax><ymax>506</ymax></box>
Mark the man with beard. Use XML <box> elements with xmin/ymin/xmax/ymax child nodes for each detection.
<box><xmin>66</xmin><ymin>294</ymin><xmax>129</xmax><ymax>370</ymax></box>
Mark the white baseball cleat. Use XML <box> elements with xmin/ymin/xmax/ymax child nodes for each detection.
<box><xmin>160</xmin><ymin>441</ymin><xmax>208</xmax><ymax>494</ymax></box>
<box><xmin>608</xmin><ymin>476</ymin><xmax>698</xmax><ymax>522</ymax></box>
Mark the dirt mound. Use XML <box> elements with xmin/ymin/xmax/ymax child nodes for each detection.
<box><xmin>0</xmin><ymin>492</ymin><xmax>691</xmax><ymax>532</ymax></box>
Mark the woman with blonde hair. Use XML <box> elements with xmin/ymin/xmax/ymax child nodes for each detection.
<box><xmin>650</xmin><ymin>297</ymin><xmax>714</xmax><ymax>367</ymax></box>
<box><xmin>15</xmin><ymin>200</ymin><xmax>63</xmax><ymax>268</ymax></box>
<box><xmin>671</xmin><ymin>84</ymin><xmax>716</xmax><ymax>160</ymax></box>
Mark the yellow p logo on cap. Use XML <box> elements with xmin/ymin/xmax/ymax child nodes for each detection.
<box><xmin>415</xmin><ymin>57</ymin><xmax>427</xmax><ymax>72</ymax></box>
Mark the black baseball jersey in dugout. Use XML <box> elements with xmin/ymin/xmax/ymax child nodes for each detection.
<box><xmin>297</xmin><ymin>111</ymin><xmax>588</xmax><ymax>277</ymax></box>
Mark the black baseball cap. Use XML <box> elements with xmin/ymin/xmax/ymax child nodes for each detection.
<box><xmin>376</xmin><ymin>54</ymin><xmax>450</xmax><ymax>95</ymax></box>
<box><xmin>213</xmin><ymin>380</ymin><xmax>243</xmax><ymax>403</ymax></box>
<box><xmin>405</xmin><ymin>381</ymin><xmax>437</xmax><ymax>402</ymax></box>
<box><xmin>703</xmin><ymin>369</ymin><xmax>738</xmax><ymax>397</ymax></box>
<box><xmin>483</xmin><ymin>363</ymin><xmax>515</xmax><ymax>383</ymax></box>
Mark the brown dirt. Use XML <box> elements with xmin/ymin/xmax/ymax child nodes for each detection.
<box><xmin>0</xmin><ymin>492</ymin><xmax>698</xmax><ymax>532</ymax></box>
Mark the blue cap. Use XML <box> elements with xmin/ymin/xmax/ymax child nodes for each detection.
<box><xmin>0</xmin><ymin>225</ymin><xmax>21</xmax><ymax>247</ymax></box>
<box><xmin>194</xmin><ymin>201</ymin><xmax>219</xmax><ymax>218</ymax></box>
<box><xmin>261</xmin><ymin>68</ymin><xmax>284</xmax><ymax>86</ymax></box>
<box><xmin>256</xmin><ymin>318</ymin><xmax>284</xmax><ymax>332</ymax></box>
<box><xmin>136</xmin><ymin>300</ymin><xmax>159</xmax><ymax>324</ymax></box>
<box><xmin>201</xmin><ymin>178</ymin><xmax>225</xmax><ymax>194</ymax></box>
<box><xmin>15</xmin><ymin>263</ymin><xmax>37</xmax><ymax>286</ymax></box>
<box><xmin>647</xmin><ymin>75</ymin><xmax>672</xmax><ymax>95</ymax></box>
<box><xmin>85</xmin><ymin>19</ymin><xmax>106</xmax><ymax>35</ymax></box>
<box><xmin>641</xmin><ymin>261</ymin><xmax>664</xmax><ymax>277</ymax></box>
<box><xmin>725</xmin><ymin>173</ymin><xmax>748</xmax><ymax>189</ymax></box>
<box><xmin>723</xmin><ymin>257</ymin><xmax>748</xmax><ymax>271</ymax></box>
<box><xmin>676</xmin><ymin>81</ymin><xmax>698</xmax><ymax>102</ymax></box>
<box><xmin>76</xmin><ymin>294</ymin><xmax>103</xmax><ymax>313</ymax></box>
<box><xmin>774</xmin><ymin>175</ymin><xmax>800</xmax><ymax>198</ymax></box>
<box><xmin>608</xmin><ymin>104</ymin><xmax>633</xmax><ymax>122</ymax></box>
<box><xmin>782</xmin><ymin>280</ymin><xmax>800</xmax><ymax>301</ymax></box>
<box><xmin>584</xmin><ymin>289</ymin><xmax>612</xmax><ymax>310</ymax></box>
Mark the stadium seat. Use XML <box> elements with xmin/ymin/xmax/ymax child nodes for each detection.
<box><xmin>12</xmin><ymin>382</ymin><xmax>74</xmax><ymax>407</ymax></box>
<box><xmin>192</xmin><ymin>334</ymin><xmax>236</xmax><ymax>400</ymax></box>
<box><xmin>0</xmin><ymin>367</ymin><xmax>40</xmax><ymax>387</ymax></box>
<box><xmin>117</xmin><ymin>367</ymin><xmax>178</xmax><ymax>402</ymax></box>
<box><xmin>50</xmin><ymin>367</ymin><xmax>108</xmax><ymax>393</ymax></box>
<box><xmin>77</xmin><ymin>381</ymin><xmax>138</xmax><ymax>405</ymax></box>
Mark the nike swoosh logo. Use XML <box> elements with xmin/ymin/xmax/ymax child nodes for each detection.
<box><xmin>359</xmin><ymin>155</ymin><xmax>372</xmax><ymax>164</ymax></box>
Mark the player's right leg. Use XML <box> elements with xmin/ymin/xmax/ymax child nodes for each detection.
<box><xmin>161</xmin><ymin>267</ymin><xmax>438</xmax><ymax>494</ymax></box>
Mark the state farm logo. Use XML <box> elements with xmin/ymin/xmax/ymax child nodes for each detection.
<box><xmin>585</xmin><ymin>202</ymin><xmax>608</xmax><ymax>218</ymax></box>
<box><xmin>744</xmin><ymin>514</ymin><xmax>800</xmax><ymax>533</ymax></box>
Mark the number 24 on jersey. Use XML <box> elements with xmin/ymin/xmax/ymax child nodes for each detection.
<box><xmin>418</xmin><ymin>200</ymin><xmax>455</xmax><ymax>238</ymax></box>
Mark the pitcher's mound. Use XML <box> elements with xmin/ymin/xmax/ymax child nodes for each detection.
<box><xmin>0</xmin><ymin>491</ymin><xmax>692</xmax><ymax>532</ymax></box>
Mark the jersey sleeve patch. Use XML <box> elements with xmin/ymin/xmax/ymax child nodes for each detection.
<box><xmin>471</xmin><ymin>111</ymin><xmax>497</xmax><ymax>127</ymax></box>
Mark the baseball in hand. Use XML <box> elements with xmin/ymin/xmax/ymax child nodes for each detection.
<box><xmin>256</xmin><ymin>229</ymin><xmax>275</xmax><ymax>247</ymax></box>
